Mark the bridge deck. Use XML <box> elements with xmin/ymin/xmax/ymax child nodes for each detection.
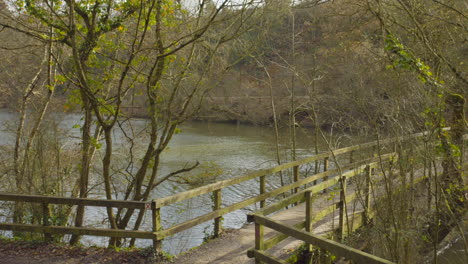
<box><xmin>162</xmin><ymin>192</ymin><xmax>351</xmax><ymax>264</ymax></box>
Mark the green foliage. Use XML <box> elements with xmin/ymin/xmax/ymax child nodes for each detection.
<box><xmin>202</xmin><ymin>225</ymin><xmax>215</xmax><ymax>243</ymax></box>
<box><xmin>384</xmin><ymin>34</ymin><xmax>437</xmax><ymax>85</ymax></box>
<box><xmin>90</xmin><ymin>136</ymin><xmax>102</xmax><ymax>150</ymax></box>
<box><xmin>287</xmin><ymin>243</ymin><xmax>337</xmax><ymax>264</ymax></box>
<box><xmin>137</xmin><ymin>245</ymin><xmax>174</xmax><ymax>262</ymax></box>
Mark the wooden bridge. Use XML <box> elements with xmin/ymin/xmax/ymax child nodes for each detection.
<box><xmin>0</xmin><ymin>130</ymin><xmax>466</xmax><ymax>263</ymax></box>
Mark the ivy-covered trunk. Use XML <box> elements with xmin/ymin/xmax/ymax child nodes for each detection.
<box><xmin>430</xmin><ymin>93</ymin><xmax>466</xmax><ymax>243</ymax></box>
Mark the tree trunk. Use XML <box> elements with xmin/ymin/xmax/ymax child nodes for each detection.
<box><xmin>429</xmin><ymin>93</ymin><xmax>466</xmax><ymax>244</ymax></box>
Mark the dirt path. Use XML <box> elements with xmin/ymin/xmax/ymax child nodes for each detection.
<box><xmin>160</xmin><ymin>202</ymin><xmax>308</xmax><ymax>264</ymax></box>
<box><xmin>161</xmin><ymin>189</ymin><xmax>356</xmax><ymax>264</ymax></box>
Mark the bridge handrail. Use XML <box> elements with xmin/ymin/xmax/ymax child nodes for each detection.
<box><xmin>151</xmin><ymin>129</ymin><xmax>461</xmax><ymax>245</ymax></box>
<box><xmin>154</xmin><ymin>130</ymin><xmax>441</xmax><ymax>209</ymax></box>
<box><xmin>245</xmin><ymin>152</ymin><xmax>436</xmax><ymax>256</ymax></box>
<box><xmin>0</xmin><ymin>195</ymin><xmax>155</xmax><ymax>242</ymax></box>
<box><xmin>250</xmin><ymin>214</ymin><xmax>395</xmax><ymax>264</ymax></box>
<box><xmin>0</xmin><ymin>193</ymin><xmax>147</xmax><ymax>209</ymax></box>
<box><xmin>245</xmin><ymin>161</ymin><xmax>439</xmax><ymax>263</ymax></box>
<box><xmin>0</xmin><ymin>129</ymin><xmax>462</xmax><ymax>253</ymax></box>
<box><xmin>245</xmin><ymin>132</ymin><xmax>468</xmax><ymax>263</ymax></box>
<box><xmin>155</xmin><ymin>156</ymin><xmax>392</xmax><ymax>240</ymax></box>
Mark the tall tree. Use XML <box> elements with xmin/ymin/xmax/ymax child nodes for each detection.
<box><xmin>363</xmin><ymin>0</ymin><xmax>467</xmax><ymax>254</ymax></box>
<box><xmin>0</xmin><ymin>0</ymin><xmax>261</xmax><ymax>247</ymax></box>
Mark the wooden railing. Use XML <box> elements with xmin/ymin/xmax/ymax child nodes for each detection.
<box><xmin>249</xmin><ymin>214</ymin><xmax>394</xmax><ymax>264</ymax></box>
<box><xmin>150</xmin><ymin>130</ymin><xmax>449</xmax><ymax>247</ymax></box>
<box><xmin>0</xmin><ymin>129</ymin><xmax>463</xmax><ymax>254</ymax></box>
<box><xmin>245</xmin><ymin>156</ymin><xmax>395</xmax><ymax>264</ymax></box>
<box><xmin>245</xmin><ymin>133</ymin><xmax>467</xmax><ymax>264</ymax></box>
<box><xmin>0</xmin><ymin>194</ymin><xmax>159</xmax><ymax>247</ymax></box>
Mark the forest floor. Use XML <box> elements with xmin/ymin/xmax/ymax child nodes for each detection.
<box><xmin>0</xmin><ymin>239</ymin><xmax>163</xmax><ymax>264</ymax></box>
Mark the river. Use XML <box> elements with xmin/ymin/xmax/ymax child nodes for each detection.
<box><xmin>0</xmin><ymin>110</ymin><xmax>464</xmax><ymax>262</ymax></box>
<box><xmin>0</xmin><ymin>110</ymin><xmax>323</xmax><ymax>255</ymax></box>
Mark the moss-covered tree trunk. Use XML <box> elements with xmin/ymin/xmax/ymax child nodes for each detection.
<box><xmin>430</xmin><ymin>93</ymin><xmax>467</xmax><ymax>243</ymax></box>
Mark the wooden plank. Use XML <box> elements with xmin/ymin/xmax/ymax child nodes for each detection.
<box><xmin>330</xmin><ymin>129</ymin><xmax>443</xmax><ymax>156</ymax></box>
<box><xmin>263</xmin><ymin>221</ymin><xmax>305</xmax><ymax>250</ymax></box>
<box><xmin>255</xmin><ymin>222</ymin><xmax>264</xmax><ymax>264</ymax></box>
<box><xmin>158</xmin><ymin>167</ymin><xmax>357</xmax><ymax>239</ymax></box>
<box><xmin>151</xmin><ymin>200</ymin><xmax>162</xmax><ymax>252</ymax></box>
<box><xmin>338</xmin><ymin>176</ymin><xmax>347</xmax><ymax>241</ymax></box>
<box><xmin>0</xmin><ymin>193</ymin><xmax>146</xmax><ymax>209</ymax></box>
<box><xmin>364</xmin><ymin>166</ymin><xmax>372</xmax><ymax>224</ymax></box>
<box><xmin>253</xmin><ymin>215</ymin><xmax>395</xmax><ymax>264</ymax></box>
<box><xmin>254</xmin><ymin>192</ymin><xmax>305</xmax><ymax>218</ymax></box>
<box><xmin>42</xmin><ymin>202</ymin><xmax>52</xmax><ymax>242</ymax></box>
<box><xmin>259</xmin><ymin>196</ymin><xmax>345</xmax><ymax>251</ymax></box>
<box><xmin>322</xmin><ymin>157</ymin><xmax>329</xmax><ymax>192</ymax></box>
<box><xmin>255</xmin><ymin>222</ymin><xmax>264</xmax><ymax>250</ymax></box>
<box><xmin>213</xmin><ymin>190</ymin><xmax>222</xmax><ymax>237</ymax></box>
<box><xmin>0</xmin><ymin>223</ymin><xmax>154</xmax><ymax>239</ymax></box>
<box><xmin>314</xmin><ymin>203</ymin><xmax>338</xmax><ymax>223</ymax></box>
<box><xmin>305</xmin><ymin>190</ymin><xmax>313</xmax><ymax>253</ymax></box>
<box><xmin>260</xmin><ymin>176</ymin><xmax>266</xmax><ymax>208</ymax></box>
<box><xmin>161</xmin><ymin>155</ymin><xmax>390</xmax><ymax>239</ymax></box>
<box><xmin>293</xmin><ymin>166</ymin><xmax>299</xmax><ymax>195</ymax></box>
<box><xmin>154</xmin><ymin>154</ymin><xmax>330</xmax><ymax>208</ymax></box>
<box><xmin>154</xmin><ymin>144</ymin><xmax>399</xmax><ymax>209</ymax></box>
<box><xmin>305</xmin><ymin>190</ymin><xmax>312</xmax><ymax>233</ymax></box>
<box><xmin>350</xmin><ymin>211</ymin><xmax>365</xmax><ymax>234</ymax></box>
<box><xmin>252</xmin><ymin>196</ymin><xmax>346</xmax><ymax>253</ymax></box>
<box><xmin>251</xmin><ymin>161</ymin><xmax>375</xmax><ymax>218</ymax></box>
<box><xmin>252</xmin><ymin>250</ymin><xmax>285</xmax><ymax>264</ymax></box>
<box><xmin>246</xmin><ymin>148</ymin><xmax>431</xmax><ymax>255</ymax></box>
<box><xmin>254</xmin><ymin>160</ymin><xmax>376</xmax><ymax>219</ymax></box>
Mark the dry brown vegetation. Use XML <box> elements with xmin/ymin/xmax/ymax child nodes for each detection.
<box><xmin>0</xmin><ymin>0</ymin><xmax>465</xmax><ymax>263</ymax></box>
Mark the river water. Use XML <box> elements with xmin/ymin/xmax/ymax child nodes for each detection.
<box><xmin>0</xmin><ymin>110</ymin><xmax>465</xmax><ymax>262</ymax></box>
<box><xmin>0</xmin><ymin>110</ymin><xmax>323</xmax><ymax>254</ymax></box>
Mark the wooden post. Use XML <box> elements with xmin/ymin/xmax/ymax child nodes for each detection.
<box><xmin>363</xmin><ymin>166</ymin><xmax>372</xmax><ymax>225</ymax></box>
<box><xmin>427</xmin><ymin>157</ymin><xmax>432</xmax><ymax>211</ymax></box>
<box><xmin>323</xmin><ymin>157</ymin><xmax>329</xmax><ymax>193</ymax></box>
<box><xmin>305</xmin><ymin>190</ymin><xmax>313</xmax><ymax>257</ymax></box>
<box><xmin>151</xmin><ymin>200</ymin><xmax>162</xmax><ymax>253</ymax></box>
<box><xmin>338</xmin><ymin>176</ymin><xmax>347</xmax><ymax>241</ymax></box>
<box><xmin>260</xmin><ymin>175</ymin><xmax>266</xmax><ymax>208</ymax></box>
<box><xmin>255</xmin><ymin>221</ymin><xmax>264</xmax><ymax>264</ymax></box>
<box><xmin>293</xmin><ymin>165</ymin><xmax>299</xmax><ymax>194</ymax></box>
<box><xmin>42</xmin><ymin>202</ymin><xmax>51</xmax><ymax>242</ymax></box>
<box><xmin>409</xmin><ymin>148</ymin><xmax>415</xmax><ymax>209</ymax></box>
<box><xmin>305</xmin><ymin>191</ymin><xmax>313</xmax><ymax>233</ymax></box>
<box><xmin>213</xmin><ymin>189</ymin><xmax>222</xmax><ymax>237</ymax></box>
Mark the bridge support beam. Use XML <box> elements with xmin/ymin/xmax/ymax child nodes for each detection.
<box><xmin>151</xmin><ymin>200</ymin><xmax>162</xmax><ymax>253</ymax></box>
<box><xmin>214</xmin><ymin>189</ymin><xmax>222</xmax><ymax>237</ymax></box>
<box><xmin>260</xmin><ymin>176</ymin><xmax>266</xmax><ymax>208</ymax></box>
<box><xmin>255</xmin><ymin>222</ymin><xmax>264</xmax><ymax>264</ymax></box>
<box><xmin>338</xmin><ymin>176</ymin><xmax>347</xmax><ymax>242</ymax></box>
<box><xmin>305</xmin><ymin>190</ymin><xmax>313</xmax><ymax>263</ymax></box>
<box><xmin>363</xmin><ymin>166</ymin><xmax>372</xmax><ymax>225</ymax></box>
